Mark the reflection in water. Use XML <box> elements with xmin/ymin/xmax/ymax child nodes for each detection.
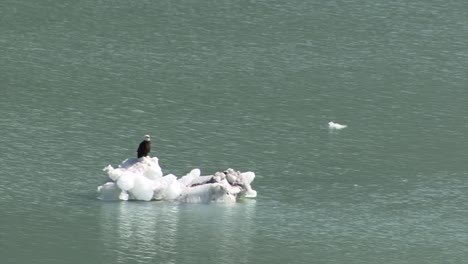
<box><xmin>99</xmin><ymin>200</ymin><xmax>257</xmax><ymax>264</ymax></box>
<box><xmin>216</xmin><ymin>200</ymin><xmax>256</xmax><ymax>263</ymax></box>
<box><xmin>100</xmin><ymin>202</ymin><xmax>179</xmax><ymax>264</ymax></box>
<box><xmin>173</xmin><ymin>200</ymin><xmax>257</xmax><ymax>263</ymax></box>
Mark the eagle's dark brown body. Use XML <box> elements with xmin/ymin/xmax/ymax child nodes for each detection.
<box><xmin>137</xmin><ymin>137</ymin><xmax>151</xmax><ymax>158</ymax></box>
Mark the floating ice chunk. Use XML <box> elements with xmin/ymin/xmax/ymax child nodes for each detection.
<box><xmin>163</xmin><ymin>177</ymin><xmax>183</xmax><ymax>200</ymax></box>
<box><xmin>119</xmin><ymin>191</ymin><xmax>129</xmax><ymax>201</ymax></box>
<box><xmin>229</xmin><ymin>185</ymin><xmax>243</xmax><ymax>195</ymax></box>
<box><xmin>131</xmin><ymin>175</ymin><xmax>155</xmax><ymax>201</ymax></box>
<box><xmin>141</xmin><ymin>157</ymin><xmax>163</xmax><ymax>179</ymax></box>
<box><xmin>119</xmin><ymin>157</ymin><xmax>139</xmax><ymax>169</ymax></box>
<box><xmin>152</xmin><ymin>181</ymin><xmax>164</xmax><ymax>200</ymax></box>
<box><xmin>328</xmin><ymin>121</ymin><xmax>347</xmax><ymax>130</ymax></box>
<box><xmin>241</xmin><ymin>172</ymin><xmax>255</xmax><ymax>185</ymax></box>
<box><xmin>244</xmin><ymin>189</ymin><xmax>257</xmax><ymax>198</ymax></box>
<box><xmin>103</xmin><ymin>165</ymin><xmax>121</xmax><ymax>182</ymax></box>
<box><xmin>188</xmin><ymin>175</ymin><xmax>216</xmax><ymax>186</ymax></box>
<box><xmin>116</xmin><ymin>172</ymin><xmax>136</xmax><ymax>191</ymax></box>
<box><xmin>179</xmin><ymin>183</ymin><xmax>230</xmax><ymax>203</ymax></box>
<box><xmin>98</xmin><ymin>156</ymin><xmax>257</xmax><ymax>203</ymax></box>
<box><xmin>178</xmin><ymin>168</ymin><xmax>201</xmax><ymax>187</ymax></box>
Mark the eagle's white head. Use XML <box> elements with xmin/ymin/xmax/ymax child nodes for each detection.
<box><xmin>144</xmin><ymin>135</ymin><xmax>151</xmax><ymax>141</ymax></box>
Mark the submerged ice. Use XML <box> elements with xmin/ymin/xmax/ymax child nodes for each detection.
<box><xmin>97</xmin><ymin>156</ymin><xmax>257</xmax><ymax>202</ymax></box>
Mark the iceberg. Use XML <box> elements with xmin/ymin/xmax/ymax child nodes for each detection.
<box><xmin>97</xmin><ymin>156</ymin><xmax>257</xmax><ymax>203</ymax></box>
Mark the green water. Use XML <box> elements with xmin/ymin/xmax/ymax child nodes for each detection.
<box><xmin>1</xmin><ymin>0</ymin><xmax>467</xmax><ymax>263</ymax></box>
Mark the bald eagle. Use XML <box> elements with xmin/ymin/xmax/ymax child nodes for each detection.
<box><xmin>137</xmin><ymin>135</ymin><xmax>151</xmax><ymax>158</ymax></box>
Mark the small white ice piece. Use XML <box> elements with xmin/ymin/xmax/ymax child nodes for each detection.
<box><xmin>328</xmin><ymin>121</ymin><xmax>347</xmax><ymax>130</ymax></box>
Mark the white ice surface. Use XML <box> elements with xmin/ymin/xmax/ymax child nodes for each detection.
<box><xmin>328</xmin><ymin>121</ymin><xmax>347</xmax><ymax>130</ymax></box>
<box><xmin>98</xmin><ymin>156</ymin><xmax>256</xmax><ymax>203</ymax></box>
